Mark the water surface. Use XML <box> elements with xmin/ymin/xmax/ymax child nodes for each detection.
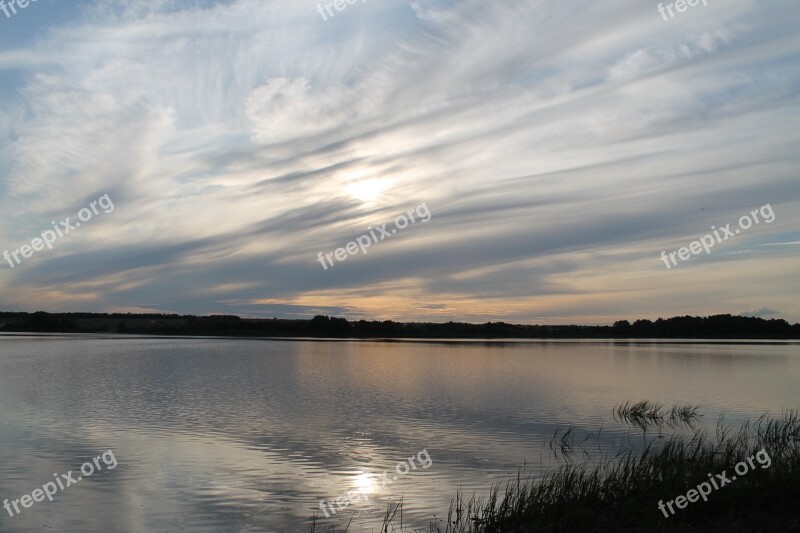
<box><xmin>0</xmin><ymin>336</ymin><xmax>798</xmax><ymax>531</ymax></box>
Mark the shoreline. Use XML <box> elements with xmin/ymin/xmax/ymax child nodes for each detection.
<box><xmin>1</xmin><ymin>331</ymin><xmax>799</xmax><ymax>344</ymax></box>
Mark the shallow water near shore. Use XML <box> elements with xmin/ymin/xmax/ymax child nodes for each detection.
<box><xmin>0</xmin><ymin>336</ymin><xmax>798</xmax><ymax>532</ymax></box>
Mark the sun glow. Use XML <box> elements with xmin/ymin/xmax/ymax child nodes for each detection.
<box><xmin>354</xmin><ymin>472</ymin><xmax>377</xmax><ymax>494</ymax></box>
<box><xmin>347</xmin><ymin>179</ymin><xmax>385</xmax><ymax>203</ymax></box>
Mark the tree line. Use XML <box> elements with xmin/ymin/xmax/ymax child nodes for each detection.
<box><xmin>1</xmin><ymin>311</ymin><xmax>798</xmax><ymax>339</ymax></box>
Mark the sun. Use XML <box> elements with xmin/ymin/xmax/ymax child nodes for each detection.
<box><xmin>347</xmin><ymin>179</ymin><xmax>385</xmax><ymax>203</ymax></box>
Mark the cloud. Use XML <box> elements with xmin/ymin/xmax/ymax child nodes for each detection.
<box><xmin>739</xmin><ymin>307</ymin><xmax>780</xmax><ymax>318</ymax></box>
<box><xmin>0</xmin><ymin>0</ymin><xmax>798</xmax><ymax>323</ymax></box>
<box><xmin>245</xmin><ymin>77</ymin><xmax>366</xmax><ymax>144</ymax></box>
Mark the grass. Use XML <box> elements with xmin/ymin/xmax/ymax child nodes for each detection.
<box><xmin>310</xmin><ymin>500</ymin><xmax>401</xmax><ymax>533</ymax></box>
<box><xmin>613</xmin><ymin>400</ymin><xmax>701</xmax><ymax>430</ymax></box>
<box><xmin>548</xmin><ymin>425</ymin><xmax>604</xmax><ymax>461</ymax></box>
<box><xmin>432</xmin><ymin>411</ymin><xmax>800</xmax><ymax>532</ymax></box>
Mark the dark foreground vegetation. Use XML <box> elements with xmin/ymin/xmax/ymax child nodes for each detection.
<box><xmin>314</xmin><ymin>409</ymin><xmax>800</xmax><ymax>532</ymax></box>
<box><xmin>613</xmin><ymin>400</ymin><xmax>702</xmax><ymax>430</ymax></box>
<box><xmin>1</xmin><ymin>311</ymin><xmax>798</xmax><ymax>339</ymax></box>
<box><xmin>432</xmin><ymin>411</ymin><xmax>800</xmax><ymax>532</ymax></box>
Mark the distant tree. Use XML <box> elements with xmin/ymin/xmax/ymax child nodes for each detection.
<box><xmin>631</xmin><ymin>319</ymin><xmax>653</xmax><ymax>337</ymax></box>
<box><xmin>613</xmin><ymin>320</ymin><xmax>632</xmax><ymax>334</ymax></box>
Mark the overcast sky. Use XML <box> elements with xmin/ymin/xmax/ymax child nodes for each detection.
<box><xmin>0</xmin><ymin>0</ymin><xmax>798</xmax><ymax>324</ymax></box>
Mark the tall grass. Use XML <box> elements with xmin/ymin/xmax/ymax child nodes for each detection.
<box><xmin>434</xmin><ymin>411</ymin><xmax>800</xmax><ymax>532</ymax></box>
<box><xmin>614</xmin><ymin>400</ymin><xmax>701</xmax><ymax>430</ymax></box>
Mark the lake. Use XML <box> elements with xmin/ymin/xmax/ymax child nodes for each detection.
<box><xmin>0</xmin><ymin>335</ymin><xmax>798</xmax><ymax>531</ymax></box>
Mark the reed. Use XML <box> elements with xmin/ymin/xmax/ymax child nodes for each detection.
<box><xmin>614</xmin><ymin>400</ymin><xmax>701</xmax><ymax>430</ymax></box>
<box><xmin>432</xmin><ymin>411</ymin><xmax>799</xmax><ymax>532</ymax></box>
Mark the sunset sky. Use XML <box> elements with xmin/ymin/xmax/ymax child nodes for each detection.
<box><xmin>1</xmin><ymin>0</ymin><xmax>798</xmax><ymax>324</ymax></box>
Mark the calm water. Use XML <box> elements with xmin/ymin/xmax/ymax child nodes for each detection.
<box><xmin>0</xmin><ymin>335</ymin><xmax>798</xmax><ymax>532</ymax></box>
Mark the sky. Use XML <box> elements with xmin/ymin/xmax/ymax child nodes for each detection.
<box><xmin>0</xmin><ymin>0</ymin><xmax>798</xmax><ymax>324</ymax></box>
